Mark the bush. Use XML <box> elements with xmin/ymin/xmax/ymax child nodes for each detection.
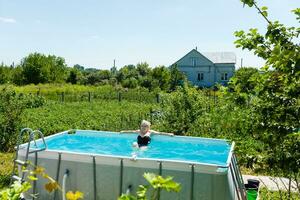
<box><xmin>0</xmin><ymin>86</ymin><xmax>27</xmax><ymax>151</ymax></box>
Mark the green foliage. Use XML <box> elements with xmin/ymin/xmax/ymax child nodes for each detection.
<box><xmin>66</xmin><ymin>68</ymin><xmax>81</xmax><ymax>84</ymax></box>
<box><xmin>21</xmin><ymin>52</ymin><xmax>67</xmax><ymax>85</ymax></box>
<box><xmin>259</xmin><ymin>187</ymin><xmax>300</xmax><ymax>200</ymax></box>
<box><xmin>0</xmin><ymin>181</ymin><xmax>31</xmax><ymax>200</ymax></box>
<box><xmin>151</xmin><ymin>66</ymin><xmax>171</xmax><ymax>91</ymax></box>
<box><xmin>21</xmin><ymin>100</ymin><xmax>157</xmax><ymax>136</ymax></box>
<box><xmin>240</xmin><ymin>0</ymin><xmax>255</xmax><ymax>7</ymax></box>
<box><xmin>122</xmin><ymin>77</ymin><xmax>139</xmax><ymax>89</ymax></box>
<box><xmin>2</xmin><ymin>84</ymin><xmax>159</xmax><ymax>104</ymax></box>
<box><xmin>118</xmin><ymin>173</ymin><xmax>180</xmax><ymax>200</ymax></box>
<box><xmin>169</xmin><ymin>65</ymin><xmax>186</xmax><ymax>91</ymax></box>
<box><xmin>1</xmin><ymin>52</ymin><xmax>181</xmax><ymax>92</ymax></box>
<box><xmin>0</xmin><ymin>86</ymin><xmax>27</xmax><ymax>151</ymax></box>
<box><xmin>228</xmin><ymin>67</ymin><xmax>259</xmax><ymax>94</ymax></box>
<box><xmin>0</xmin><ymin>86</ymin><xmax>45</xmax><ymax>151</ymax></box>
<box><xmin>0</xmin><ymin>162</ymin><xmax>83</xmax><ymax>200</ymax></box>
<box><xmin>158</xmin><ymin>85</ymin><xmax>206</xmax><ymax>135</ymax></box>
<box><xmin>235</xmin><ymin>0</ymin><xmax>300</xmax><ymax>196</ymax></box>
<box><xmin>267</xmin><ymin>132</ymin><xmax>300</xmax><ymax>175</ymax></box>
<box><xmin>0</xmin><ymin>153</ymin><xmax>14</xmax><ymax>189</ymax></box>
<box><xmin>0</xmin><ymin>64</ymin><xmax>13</xmax><ymax>84</ymax></box>
<box><xmin>143</xmin><ymin>173</ymin><xmax>181</xmax><ymax>193</ymax></box>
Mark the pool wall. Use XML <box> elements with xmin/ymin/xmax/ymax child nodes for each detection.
<box><xmin>18</xmin><ymin>131</ymin><xmax>237</xmax><ymax>200</ymax></box>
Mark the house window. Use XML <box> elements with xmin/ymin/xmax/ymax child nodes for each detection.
<box><xmin>197</xmin><ymin>73</ymin><xmax>204</xmax><ymax>81</ymax></box>
<box><xmin>191</xmin><ymin>57</ymin><xmax>197</xmax><ymax>66</ymax></box>
<box><xmin>221</xmin><ymin>73</ymin><xmax>228</xmax><ymax>81</ymax></box>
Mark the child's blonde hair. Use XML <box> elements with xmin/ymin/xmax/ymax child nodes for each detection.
<box><xmin>141</xmin><ymin>120</ymin><xmax>151</xmax><ymax>127</ymax></box>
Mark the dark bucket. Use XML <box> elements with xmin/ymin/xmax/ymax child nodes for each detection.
<box><xmin>247</xmin><ymin>179</ymin><xmax>260</xmax><ymax>188</ymax></box>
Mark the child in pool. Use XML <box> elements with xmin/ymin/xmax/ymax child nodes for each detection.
<box><xmin>121</xmin><ymin>120</ymin><xmax>174</xmax><ymax>148</ymax></box>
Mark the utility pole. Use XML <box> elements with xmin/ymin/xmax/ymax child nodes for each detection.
<box><xmin>241</xmin><ymin>58</ymin><xmax>243</xmax><ymax>68</ymax></box>
<box><xmin>111</xmin><ymin>59</ymin><xmax>117</xmax><ymax>75</ymax></box>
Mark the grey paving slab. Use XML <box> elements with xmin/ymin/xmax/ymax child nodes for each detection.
<box><xmin>243</xmin><ymin>175</ymin><xmax>299</xmax><ymax>192</ymax></box>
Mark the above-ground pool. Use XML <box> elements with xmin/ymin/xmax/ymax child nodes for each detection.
<box><xmin>17</xmin><ymin>130</ymin><xmax>245</xmax><ymax>200</ymax></box>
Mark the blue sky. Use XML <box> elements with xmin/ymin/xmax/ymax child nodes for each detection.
<box><xmin>0</xmin><ymin>0</ymin><xmax>298</xmax><ymax>70</ymax></box>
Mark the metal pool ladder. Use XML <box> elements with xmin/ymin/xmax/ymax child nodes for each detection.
<box><xmin>230</xmin><ymin>153</ymin><xmax>247</xmax><ymax>200</ymax></box>
<box><xmin>11</xmin><ymin>128</ymin><xmax>47</xmax><ymax>183</ymax></box>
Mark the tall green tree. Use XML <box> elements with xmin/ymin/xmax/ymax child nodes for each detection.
<box><xmin>169</xmin><ymin>64</ymin><xmax>186</xmax><ymax>91</ymax></box>
<box><xmin>228</xmin><ymin>67</ymin><xmax>259</xmax><ymax>94</ymax></box>
<box><xmin>235</xmin><ymin>0</ymin><xmax>300</xmax><ymax>195</ymax></box>
<box><xmin>0</xmin><ymin>63</ymin><xmax>13</xmax><ymax>84</ymax></box>
<box><xmin>151</xmin><ymin>66</ymin><xmax>171</xmax><ymax>91</ymax></box>
<box><xmin>21</xmin><ymin>53</ymin><xmax>67</xmax><ymax>84</ymax></box>
<box><xmin>66</xmin><ymin>68</ymin><xmax>81</xmax><ymax>84</ymax></box>
<box><xmin>136</xmin><ymin>62</ymin><xmax>150</xmax><ymax>77</ymax></box>
<box><xmin>227</xmin><ymin>67</ymin><xmax>260</xmax><ymax>105</ymax></box>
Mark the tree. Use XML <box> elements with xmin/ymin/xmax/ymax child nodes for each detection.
<box><xmin>169</xmin><ymin>64</ymin><xmax>186</xmax><ymax>91</ymax></box>
<box><xmin>21</xmin><ymin>53</ymin><xmax>67</xmax><ymax>84</ymax></box>
<box><xmin>116</xmin><ymin>65</ymin><xmax>139</xmax><ymax>86</ymax></box>
<box><xmin>151</xmin><ymin>66</ymin><xmax>171</xmax><ymax>91</ymax></box>
<box><xmin>47</xmin><ymin>55</ymin><xmax>67</xmax><ymax>83</ymax></box>
<box><xmin>11</xmin><ymin>66</ymin><xmax>24</xmax><ymax>85</ymax></box>
<box><xmin>235</xmin><ymin>0</ymin><xmax>300</xmax><ymax>196</ymax></box>
<box><xmin>0</xmin><ymin>64</ymin><xmax>13</xmax><ymax>84</ymax></box>
<box><xmin>228</xmin><ymin>67</ymin><xmax>259</xmax><ymax>94</ymax></box>
<box><xmin>136</xmin><ymin>62</ymin><xmax>150</xmax><ymax>77</ymax></box>
<box><xmin>84</xmin><ymin>73</ymin><xmax>102</xmax><ymax>85</ymax></box>
<box><xmin>66</xmin><ymin>68</ymin><xmax>81</xmax><ymax>84</ymax></box>
<box><xmin>98</xmin><ymin>69</ymin><xmax>111</xmax><ymax>80</ymax></box>
<box><xmin>227</xmin><ymin>67</ymin><xmax>260</xmax><ymax>105</ymax></box>
<box><xmin>73</xmin><ymin>64</ymin><xmax>85</xmax><ymax>71</ymax></box>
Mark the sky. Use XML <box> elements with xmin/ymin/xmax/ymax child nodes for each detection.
<box><xmin>0</xmin><ymin>0</ymin><xmax>299</xmax><ymax>70</ymax></box>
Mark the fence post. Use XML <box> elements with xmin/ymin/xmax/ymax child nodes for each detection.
<box><xmin>120</xmin><ymin>114</ymin><xmax>123</xmax><ymax>129</ymax></box>
<box><xmin>213</xmin><ymin>90</ymin><xmax>216</xmax><ymax>106</ymax></box>
<box><xmin>61</xmin><ymin>92</ymin><xmax>65</xmax><ymax>102</ymax></box>
<box><xmin>36</xmin><ymin>89</ymin><xmax>40</xmax><ymax>96</ymax></box>
<box><xmin>88</xmin><ymin>92</ymin><xmax>91</xmax><ymax>102</ymax></box>
<box><xmin>150</xmin><ymin>108</ymin><xmax>153</xmax><ymax>123</ymax></box>
<box><xmin>156</xmin><ymin>93</ymin><xmax>160</xmax><ymax>103</ymax></box>
<box><xmin>118</xmin><ymin>92</ymin><xmax>122</xmax><ymax>102</ymax></box>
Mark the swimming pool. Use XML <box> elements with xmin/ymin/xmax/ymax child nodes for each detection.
<box><xmin>17</xmin><ymin>130</ymin><xmax>244</xmax><ymax>200</ymax></box>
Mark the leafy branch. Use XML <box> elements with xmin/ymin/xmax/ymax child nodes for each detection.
<box><xmin>0</xmin><ymin>162</ymin><xmax>83</xmax><ymax>200</ymax></box>
<box><xmin>118</xmin><ymin>173</ymin><xmax>181</xmax><ymax>200</ymax></box>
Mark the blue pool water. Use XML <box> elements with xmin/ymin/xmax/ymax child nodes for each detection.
<box><xmin>41</xmin><ymin>130</ymin><xmax>231</xmax><ymax>166</ymax></box>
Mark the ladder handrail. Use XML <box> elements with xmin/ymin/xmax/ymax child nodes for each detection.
<box><xmin>231</xmin><ymin>154</ymin><xmax>247</xmax><ymax>200</ymax></box>
<box><xmin>11</xmin><ymin>128</ymin><xmax>47</xmax><ymax>184</ymax></box>
<box><xmin>29</xmin><ymin>130</ymin><xmax>47</xmax><ymax>152</ymax></box>
<box><xmin>15</xmin><ymin>128</ymin><xmax>33</xmax><ymax>156</ymax></box>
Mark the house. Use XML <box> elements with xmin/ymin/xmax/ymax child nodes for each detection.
<box><xmin>173</xmin><ymin>49</ymin><xmax>236</xmax><ymax>87</ymax></box>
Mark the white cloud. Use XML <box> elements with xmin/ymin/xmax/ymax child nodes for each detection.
<box><xmin>0</xmin><ymin>17</ymin><xmax>16</xmax><ymax>23</ymax></box>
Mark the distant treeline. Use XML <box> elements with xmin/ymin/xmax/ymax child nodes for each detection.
<box><xmin>0</xmin><ymin>52</ymin><xmax>186</xmax><ymax>91</ymax></box>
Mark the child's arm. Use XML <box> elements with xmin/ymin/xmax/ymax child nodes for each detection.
<box><xmin>150</xmin><ymin>130</ymin><xmax>174</xmax><ymax>136</ymax></box>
